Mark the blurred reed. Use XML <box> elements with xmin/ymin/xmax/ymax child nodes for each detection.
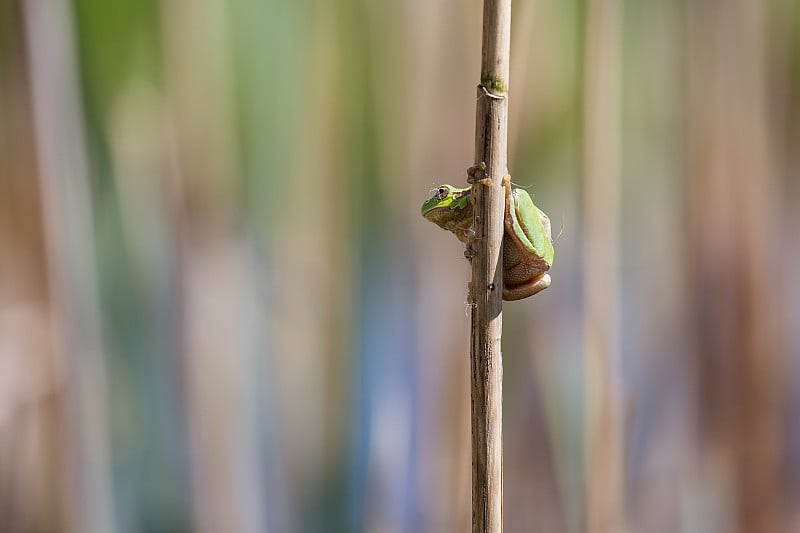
<box><xmin>684</xmin><ymin>1</ymin><xmax>789</xmax><ymax>532</ymax></box>
<box><xmin>582</xmin><ymin>0</ymin><xmax>624</xmax><ymax>530</ymax></box>
<box><xmin>23</xmin><ymin>1</ymin><xmax>114</xmax><ymax>532</ymax></box>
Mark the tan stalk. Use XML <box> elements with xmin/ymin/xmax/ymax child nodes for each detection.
<box><xmin>470</xmin><ymin>1</ymin><xmax>511</xmax><ymax>532</ymax></box>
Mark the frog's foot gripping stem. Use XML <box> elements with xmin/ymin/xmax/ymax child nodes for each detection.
<box><xmin>464</xmin><ymin>243</ymin><xmax>475</xmax><ymax>261</ymax></box>
<box><xmin>466</xmin><ymin>161</ymin><xmax>489</xmax><ymax>184</ymax></box>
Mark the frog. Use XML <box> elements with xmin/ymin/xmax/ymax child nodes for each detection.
<box><xmin>420</xmin><ymin>183</ymin><xmax>474</xmax><ymax>245</ymax></box>
<box><xmin>421</xmin><ymin>166</ymin><xmax>553</xmax><ymax>300</ymax></box>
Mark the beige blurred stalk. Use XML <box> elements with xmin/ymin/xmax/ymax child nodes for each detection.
<box><xmin>22</xmin><ymin>1</ymin><xmax>116</xmax><ymax>532</ymax></box>
<box><xmin>0</xmin><ymin>4</ymin><xmax>65</xmax><ymax>532</ymax></box>
<box><xmin>684</xmin><ymin>1</ymin><xmax>788</xmax><ymax>531</ymax></box>
<box><xmin>582</xmin><ymin>0</ymin><xmax>625</xmax><ymax>531</ymax></box>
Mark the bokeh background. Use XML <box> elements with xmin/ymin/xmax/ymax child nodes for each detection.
<box><xmin>2</xmin><ymin>0</ymin><xmax>800</xmax><ymax>532</ymax></box>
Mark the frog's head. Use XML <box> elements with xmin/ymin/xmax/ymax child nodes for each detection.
<box><xmin>421</xmin><ymin>184</ymin><xmax>472</xmax><ymax>223</ymax></box>
<box><xmin>421</xmin><ymin>184</ymin><xmax>473</xmax><ymax>243</ymax></box>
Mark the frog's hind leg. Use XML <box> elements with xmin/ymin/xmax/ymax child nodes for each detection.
<box><xmin>502</xmin><ymin>273</ymin><xmax>551</xmax><ymax>301</ymax></box>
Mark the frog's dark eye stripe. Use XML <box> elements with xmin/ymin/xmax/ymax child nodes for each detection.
<box><xmin>436</xmin><ymin>186</ymin><xmax>449</xmax><ymax>200</ymax></box>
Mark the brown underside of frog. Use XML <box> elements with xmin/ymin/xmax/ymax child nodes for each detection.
<box><xmin>501</xmin><ymin>232</ymin><xmax>551</xmax><ymax>300</ymax></box>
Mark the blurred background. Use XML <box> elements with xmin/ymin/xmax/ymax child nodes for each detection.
<box><xmin>1</xmin><ymin>0</ymin><xmax>799</xmax><ymax>532</ymax></box>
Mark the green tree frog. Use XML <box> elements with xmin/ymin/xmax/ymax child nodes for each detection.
<box><xmin>421</xmin><ymin>174</ymin><xmax>553</xmax><ymax>300</ymax></box>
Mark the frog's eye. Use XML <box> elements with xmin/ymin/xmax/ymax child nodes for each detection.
<box><xmin>436</xmin><ymin>186</ymin><xmax>450</xmax><ymax>200</ymax></box>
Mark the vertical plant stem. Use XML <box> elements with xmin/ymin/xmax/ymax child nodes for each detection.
<box><xmin>471</xmin><ymin>1</ymin><xmax>511</xmax><ymax>532</ymax></box>
<box><xmin>582</xmin><ymin>0</ymin><xmax>624</xmax><ymax>531</ymax></box>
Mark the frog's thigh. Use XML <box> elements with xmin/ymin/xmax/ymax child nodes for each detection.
<box><xmin>503</xmin><ymin>257</ymin><xmax>545</xmax><ymax>288</ymax></box>
<box><xmin>503</xmin><ymin>273</ymin><xmax>551</xmax><ymax>301</ymax></box>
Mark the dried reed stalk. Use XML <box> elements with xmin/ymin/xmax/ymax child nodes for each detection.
<box><xmin>470</xmin><ymin>1</ymin><xmax>511</xmax><ymax>531</ymax></box>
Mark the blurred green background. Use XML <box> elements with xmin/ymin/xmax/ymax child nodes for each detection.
<box><xmin>2</xmin><ymin>0</ymin><xmax>799</xmax><ymax>532</ymax></box>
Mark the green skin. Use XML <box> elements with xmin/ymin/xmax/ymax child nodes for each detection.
<box><xmin>421</xmin><ymin>175</ymin><xmax>553</xmax><ymax>300</ymax></box>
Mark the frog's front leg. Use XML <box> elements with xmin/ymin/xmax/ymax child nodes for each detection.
<box><xmin>466</xmin><ymin>161</ymin><xmax>492</xmax><ymax>186</ymax></box>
